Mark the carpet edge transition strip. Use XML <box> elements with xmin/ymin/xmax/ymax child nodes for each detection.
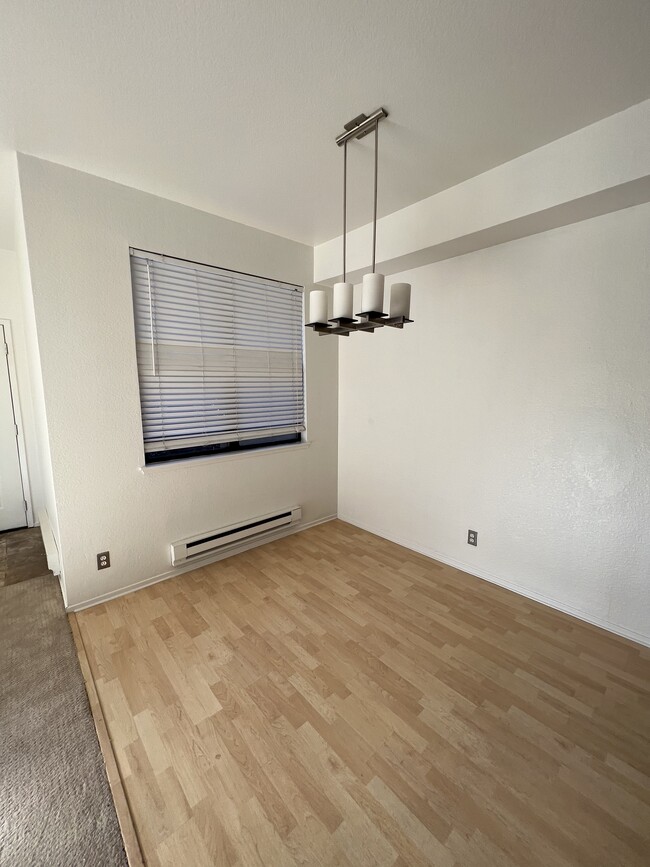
<box><xmin>69</xmin><ymin>613</ymin><xmax>146</xmax><ymax>867</ymax></box>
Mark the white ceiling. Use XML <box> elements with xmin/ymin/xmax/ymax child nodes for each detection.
<box><xmin>1</xmin><ymin>0</ymin><xmax>649</xmax><ymax>250</ymax></box>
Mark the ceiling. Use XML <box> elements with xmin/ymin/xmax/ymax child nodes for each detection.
<box><xmin>1</xmin><ymin>0</ymin><xmax>649</xmax><ymax>250</ymax></box>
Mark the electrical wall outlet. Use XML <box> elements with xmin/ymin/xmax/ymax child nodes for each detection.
<box><xmin>467</xmin><ymin>530</ymin><xmax>478</xmax><ymax>547</ymax></box>
<box><xmin>97</xmin><ymin>551</ymin><xmax>111</xmax><ymax>570</ymax></box>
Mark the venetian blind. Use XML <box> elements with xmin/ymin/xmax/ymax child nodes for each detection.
<box><xmin>130</xmin><ymin>249</ymin><xmax>305</xmax><ymax>459</ymax></box>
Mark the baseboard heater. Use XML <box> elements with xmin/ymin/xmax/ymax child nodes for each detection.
<box><xmin>170</xmin><ymin>506</ymin><xmax>302</xmax><ymax>566</ymax></box>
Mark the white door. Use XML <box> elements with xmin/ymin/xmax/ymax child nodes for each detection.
<box><xmin>0</xmin><ymin>324</ymin><xmax>27</xmax><ymax>531</ymax></box>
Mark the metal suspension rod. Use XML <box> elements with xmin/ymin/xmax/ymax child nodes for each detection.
<box><xmin>343</xmin><ymin>140</ymin><xmax>347</xmax><ymax>282</ymax></box>
<box><xmin>372</xmin><ymin>121</ymin><xmax>378</xmax><ymax>273</ymax></box>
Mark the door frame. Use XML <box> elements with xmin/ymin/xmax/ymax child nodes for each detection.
<box><xmin>1</xmin><ymin>319</ymin><xmax>34</xmax><ymax>528</ymax></box>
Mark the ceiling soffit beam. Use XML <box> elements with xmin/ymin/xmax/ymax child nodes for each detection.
<box><xmin>314</xmin><ymin>99</ymin><xmax>650</xmax><ymax>285</ymax></box>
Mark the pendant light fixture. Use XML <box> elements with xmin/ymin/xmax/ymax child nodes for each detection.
<box><xmin>306</xmin><ymin>107</ymin><xmax>413</xmax><ymax>336</ymax></box>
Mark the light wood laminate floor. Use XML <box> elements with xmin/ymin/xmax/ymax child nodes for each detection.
<box><xmin>75</xmin><ymin>520</ymin><xmax>650</xmax><ymax>867</ymax></box>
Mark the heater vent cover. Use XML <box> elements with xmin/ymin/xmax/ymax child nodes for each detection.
<box><xmin>170</xmin><ymin>507</ymin><xmax>302</xmax><ymax>566</ymax></box>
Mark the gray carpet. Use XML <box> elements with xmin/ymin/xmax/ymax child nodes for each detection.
<box><xmin>0</xmin><ymin>527</ymin><xmax>52</xmax><ymax>587</ymax></box>
<box><xmin>0</xmin><ymin>575</ymin><xmax>128</xmax><ymax>866</ymax></box>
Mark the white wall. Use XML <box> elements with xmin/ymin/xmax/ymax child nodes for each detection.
<box><xmin>0</xmin><ymin>245</ymin><xmax>42</xmax><ymax>522</ymax></box>
<box><xmin>14</xmin><ymin>188</ymin><xmax>61</xmax><ymax>565</ymax></box>
<box><xmin>17</xmin><ymin>155</ymin><xmax>338</xmax><ymax>609</ymax></box>
<box><xmin>338</xmin><ymin>203</ymin><xmax>650</xmax><ymax>645</ymax></box>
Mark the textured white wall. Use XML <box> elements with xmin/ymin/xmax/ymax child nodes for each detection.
<box><xmin>14</xmin><ymin>191</ymin><xmax>61</xmax><ymax>561</ymax></box>
<box><xmin>338</xmin><ymin>204</ymin><xmax>650</xmax><ymax>645</ymax></box>
<box><xmin>18</xmin><ymin>155</ymin><xmax>338</xmax><ymax>608</ymax></box>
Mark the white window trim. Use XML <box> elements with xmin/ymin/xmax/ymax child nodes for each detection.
<box><xmin>137</xmin><ymin>439</ymin><xmax>311</xmax><ymax>473</ymax></box>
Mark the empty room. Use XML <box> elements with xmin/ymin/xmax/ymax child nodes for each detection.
<box><xmin>1</xmin><ymin>2</ymin><xmax>649</xmax><ymax>865</ymax></box>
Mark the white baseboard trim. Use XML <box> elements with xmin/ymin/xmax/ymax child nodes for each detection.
<box><xmin>67</xmin><ymin>515</ymin><xmax>337</xmax><ymax>613</ymax></box>
<box><xmin>339</xmin><ymin>514</ymin><xmax>650</xmax><ymax>649</ymax></box>
<box><xmin>38</xmin><ymin>509</ymin><xmax>61</xmax><ymax>576</ymax></box>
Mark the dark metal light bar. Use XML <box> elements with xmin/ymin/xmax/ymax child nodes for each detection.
<box><xmin>305</xmin><ymin>313</ymin><xmax>413</xmax><ymax>337</ymax></box>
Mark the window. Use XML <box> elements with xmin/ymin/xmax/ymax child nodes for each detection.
<box><xmin>130</xmin><ymin>249</ymin><xmax>305</xmax><ymax>464</ymax></box>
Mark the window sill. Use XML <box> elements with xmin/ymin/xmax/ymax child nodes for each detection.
<box><xmin>137</xmin><ymin>440</ymin><xmax>311</xmax><ymax>474</ymax></box>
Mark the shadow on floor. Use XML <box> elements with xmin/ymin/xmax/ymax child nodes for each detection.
<box><xmin>0</xmin><ymin>527</ymin><xmax>53</xmax><ymax>587</ymax></box>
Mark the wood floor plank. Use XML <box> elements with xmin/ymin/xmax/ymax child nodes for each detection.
<box><xmin>77</xmin><ymin>519</ymin><xmax>650</xmax><ymax>866</ymax></box>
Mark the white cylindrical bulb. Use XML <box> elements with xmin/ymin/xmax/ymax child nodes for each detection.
<box><xmin>308</xmin><ymin>289</ymin><xmax>328</xmax><ymax>324</ymax></box>
<box><xmin>333</xmin><ymin>282</ymin><xmax>353</xmax><ymax>320</ymax></box>
<box><xmin>389</xmin><ymin>282</ymin><xmax>411</xmax><ymax>318</ymax></box>
<box><xmin>361</xmin><ymin>272</ymin><xmax>385</xmax><ymax>314</ymax></box>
